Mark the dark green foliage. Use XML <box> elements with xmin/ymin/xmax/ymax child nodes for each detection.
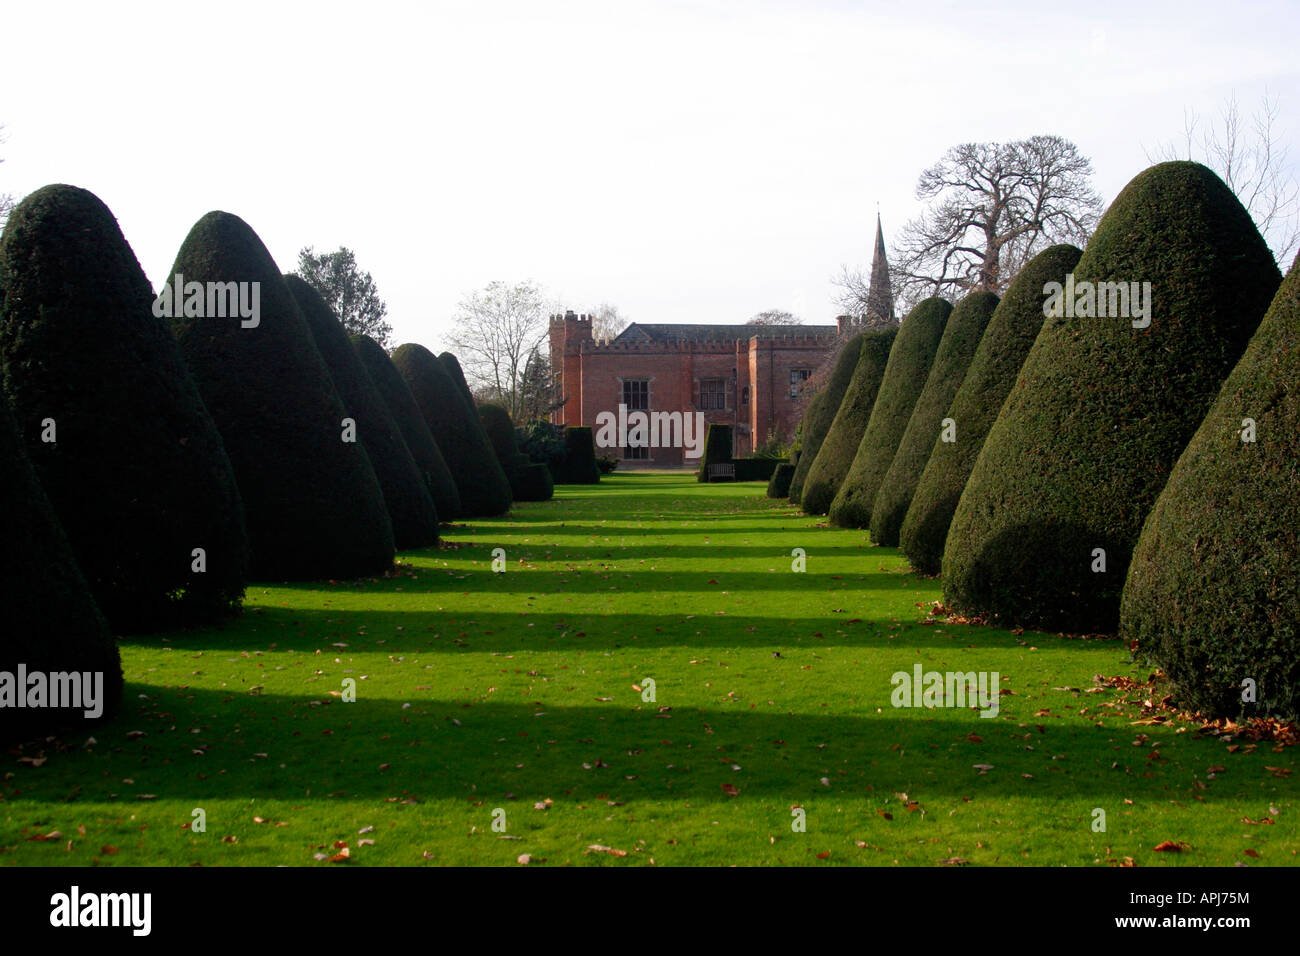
<box><xmin>827</xmin><ymin>301</ymin><xmax>951</xmax><ymax>527</ymax></box>
<box><xmin>553</xmin><ymin>426</ymin><xmax>601</xmax><ymax>484</ymax></box>
<box><xmin>287</xmin><ymin>275</ymin><xmax>439</xmax><ymax>549</ymax></box>
<box><xmin>1121</xmin><ymin>254</ymin><xmax>1300</xmax><ymax>719</ymax></box>
<box><xmin>697</xmin><ymin>424</ymin><xmax>733</xmax><ymax>482</ymax></box>
<box><xmin>477</xmin><ymin>402</ymin><xmax>519</xmax><ymax>472</ymax></box>
<box><xmin>943</xmin><ymin>162</ymin><xmax>1281</xmax><ymax>632</ymax></box>
<box><xmin>596</xmin><ymin>455</ymin><xmax>618</xmax><ymax>475</ymax></box>
<box><xmin>734</xmin><ymin>457</ymin><xmax>781</xmax><ymax>482</ymax></box>
<box><xmin>517</xmin><ymin>420</ymin><xmax>566</xmax><ymax>470</ymax></box>
<box><xmin>0</xmin><ymin>390</ymin><xmax>122</xmax><ymax>744</ymax></box>
<box><xmin>352</xmin><ymin>334</ymin><xmax>461</xmax><ymax>521</ymax></box>
<box><xmin>870</xmin><ymin>292</ymin><xmax>999</xmax><ymax>547</ymax></box>
<box><xmin>901</xmin><ymin>245</ymin><xmax>1081</xmax><ymax>574</ymax></box>
<box><xmin>513</xmin><ymin>462</ymin><xmax>556</xmax><ymax>502</ymax></box>
<box><xmin>0</xmin><ymin>185</ymin><xmax>248</xmax><ymax>628</ymax></box>
<box><xmin>391</xmin><ymin>343</ymin><xmax>513</xmax><ymax>516</ymax></box>
<box><xmin>167</xmin><ymin>211</ymin><xmax>395</xmax><ymax>580</ymax></box>
<box><xmin>787</xmin><ymin>334</ymin><xmax>864</xmax><ymax>504</ymax></box>
<box><xmin>767</xmin><ymin>462</ymin><xmax>795</xmax><ymax>498</ymax></box>
<box><xmin>479</xmin><ymin>402</ymin><xmax>553</xmax><ymax>502</ymax></box>
<box><xmin>439</xmin><ymin>352</ymin><xmax>476</xmax><ymax>409</ymax></box>
<box><xmin>803</xmin><ymin>326</ymin><xmax>904</xmax><ymax>516</ymax></box>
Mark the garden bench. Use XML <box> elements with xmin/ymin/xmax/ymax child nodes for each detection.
<box><xmin>707</xmin><ymin>463</ymin><xmax>736</xmax><ymax>482</ymax></box>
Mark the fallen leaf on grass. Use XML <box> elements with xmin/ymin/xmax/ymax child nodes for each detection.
<box><xmin>1152</xmin><ymin>841</ymin><xmax>1187</xmax><ymax>852</ymax></box>
<box><xmin>877</xmin><ymin>811</ymin><xmax>893</xmax><ymax>821</ymax></box>
<box><xmin>816</xmin><ymin>851</ymin><xmax>831</xmax><ymax>859</ymax></box>
<box><xmin>721</xmin><ymin>783</ymin><xmax>739</xmax><ymax>796</ymax></box>
<box><xmin>938</xmin><ymin>857</ymin><xmax>968</xmax><ymax>866</ymax></box>
<box><xmin>586</xmin><ymin>844</ymin><xmax>628</xmax><ymax>857</ymax></box>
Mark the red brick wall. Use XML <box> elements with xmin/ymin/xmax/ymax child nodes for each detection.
<box><xmin>551</xmin><ymin>321</ymin><xmax>834</xmax><ymax>466</ymax></box>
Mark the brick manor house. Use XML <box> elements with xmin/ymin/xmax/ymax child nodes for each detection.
<box><xmin>549</xmin><ymin>218</ymin><xmax>895</xmax><ymax>466</ymax></box>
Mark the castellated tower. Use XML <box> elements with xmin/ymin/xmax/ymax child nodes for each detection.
<box><xmin>549</xmin><ymin>310</ymin><xmax>593</xmax><ymax>425</ymax></box>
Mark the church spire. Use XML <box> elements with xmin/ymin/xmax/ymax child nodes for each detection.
<box><xmin>865</xmin><ymin>212</ymin><xmax>895</xmax><ymax>324</ymax></box>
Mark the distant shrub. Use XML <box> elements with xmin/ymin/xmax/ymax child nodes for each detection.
<box><xmin>767</xmin><ymin>463</ymin><xmax>796</xmax><ymax>497</ymax></box>
<box><xmin>352</xmin><ymin>333</ymin><xmax>461</xmax><ymax>521</ymax></box>
<box><xmin>552</xmin><ymin>426</ymin><xmax>601</xmax><ymax>484</ymax></box>
<box><xmin>787</xmin><ymin>334</ymin><xmax>864</xmax><ymax>504</ymax></box>
<box><xmin>391</xmin><ymin>343</ymin><xmax>513</xmax><ymax>517</ymax></box>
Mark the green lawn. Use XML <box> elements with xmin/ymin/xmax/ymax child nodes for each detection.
<box><xmin>3</xmin><ymin>472</ymin><xmax>1295</xmax><ymax>866</ymax></box>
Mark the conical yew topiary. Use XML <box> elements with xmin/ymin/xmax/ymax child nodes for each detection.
<box><xmin>802</xmin><ymin>328</ymin><xmax>899</xmax><ymax>515</ymax></box>
<box><xmin>553</xmin><ymin>426</ymin><xmax>602</xmax><ymax>484</ymax></box>
<box><xmin>900</xmin><ymin>245</ymin><xmax>1081</xmax><ymax>574</ymax></box>
<box><xmin>767</xmin><ymin>462</ymin><xmax>795</xmax><ymax>499</ymax></box>
<box><xmin>942</xmin><ymin>162</ymin><xmax>1281</xmax><ymax>632</ymax></box>
<box><xmin>0</xmin><ymin>184</ymin><xmax>248</xmax><ymax>629</ymax></box>
<box><xmin>439</xmin><ymin>352</ymin><xmax>476</xmax><ymax>409</ymax></box>
<box><xmin>353</xmin><ymin>334</ymin><xmax>461</xmax><ymax>521</ymax></box>
<box><xmin>0</xmin><ymin>389</ymin><xmax>122</xmax><ymax>744</ymax></box>
<box><xmin>287</xmin><ymin>275</ymin><xmax>439</xmax><ymax>549</ymax></box>
<box><xmin>478</xmin><ymin>402</ymin><xmax>552</xmax><ymax>501</ymax></box>
<box><xmin>167</xmin><ymin>211</ymin><xmax>394</xmax><ymax>580</ymax></box>
<box><xmin>787</xmin><ymin>333</ymin><xmax>865</xmax><ymax>504</ymax></box>
<box><xmin>1121</xmin><ymin>253</ymin><xmax>1300</xmax><ymax>719</ymax></box>
<box><xmin>391</xmin><ymin>343</ymin><xmax>513</xmax><ymax>516</ymax></box>
<box><xmin>828</xmin><ymin>300</ymin><xmax>951</xmax><ymax>527</ymax></box>
<box><xmin>870</xmin><ymin>291</ymin><xmax>999</xmax><ymax>547</ymax></box>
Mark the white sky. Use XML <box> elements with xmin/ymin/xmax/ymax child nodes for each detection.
<box><xmin>3</xmin><ymin>0</ymin><xmax>1297</xmax><ymax>349</ymax></box>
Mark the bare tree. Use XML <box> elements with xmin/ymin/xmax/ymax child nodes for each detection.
<box><xmin>447</xmin><ymin>280</ymin><xmax>551</xmax><ymax>420</ymax></box>
<box><xmin>1147</xmin><ymin>91</ymin><xmax>1300</xmax><ymax>266</ymax></box>
<box><xmin>589</xmin><ymin>302</ymin><xmax>628</xmax><ymax>342</ymax></box>
<box><xmin>746</xmin><ymin>309</ymin><xmax>802</xmax><ymax>326</ymax></box>
<box><xmin>890</xmin><ymin>136</ymin><xmax>1104</xmax><ymax>307</ymax></box>
<box><xmin>829</xmin><ymin>267</ymin><xmax>899</xmax><ymax>328</ymax></box>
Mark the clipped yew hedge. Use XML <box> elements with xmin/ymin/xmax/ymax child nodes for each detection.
<box><xmin>391</xmin><ymin>343</ymin><xmax>512</xmax><ymax>516</ymax></box>
<box><xmin>0</xmin><ymin>185</ymin><xmax>248</xmax><ymax>628</ymax></box>
<box><xmin>870</xmin><ymin>291</ymin><xmax>998</xmax><ymax>547</ymax></box>
<box><xmin>900</xmin><ymin>245</ymin><xmax>1081</xmax><ymax>574</ymax></box>
<box><xmin>801</xmin><ymin>329</ymin><xmax>898</xmax><ymax>515</ymax></box>
<box><xmin>1121</xmin><ymin>253</ymin><xmax>1300</xmax><ymax>719</ymax></box>
<box><xmin>0</xmin><ymin>391</ymin><xmax>122</xmax><ymax>744</ymax></box>
<box><xmin>289</xmin><ymin>275</ymin><xmax>439</xmax><ymax>548</ymax></box>
<box><xmin>553</xmin><ymin>425</ymin><xmax>602</xmax><ymax>484</ymax></box>
<box><xmin>942</xmin><ymin>162</ymin><xmax>1280</xmax><ymax>632</ymax></box>
<box><xmin>787</xmin><ymin>333</ymin><xmax>865</xmax><ymax>504</ymax></box>
<box><xmin>828</xmin><ymin>301</ymin><xmax>951</xmax><ymax>527</ymax></box>
<box><xmin>167</xmin><ymin>211</ymin><xmax>394</xmax><ymax>580</ymax></box>
<box><xmin>353</xmin><ymin>334</ymin><xmax>461</xmax><ymax>521</ymax></box>
<box><xmin>767</xmin><ymin>462</ymin><xmax>795</xmax><ymax>498</ymax></box>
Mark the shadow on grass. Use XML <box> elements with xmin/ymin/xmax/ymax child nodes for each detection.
<box><xmin>119</xmin><ymin>605</ymin><xmax>1126</xmax><ymax>657</ymax></box>
<box><xmin>9</xmin><ymin>685</ymin><xmax>1243</xmax><ymax>809</ymax></box>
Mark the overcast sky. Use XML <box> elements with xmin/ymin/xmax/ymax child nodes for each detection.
<box><xmin>3</xmin><ymin>0</ymin><xmax>1297</xmax><ymax>349</ymax></box>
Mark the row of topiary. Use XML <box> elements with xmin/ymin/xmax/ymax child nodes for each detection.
<box><xmin>0</xmin><ymin>185</ymin><xmax>594</xmax><ymax>743</ymax></box>
<box><xmin>785</xmin><ymin>161</ymin><xmax>1297</xmax><ymax>721</ymax></box>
